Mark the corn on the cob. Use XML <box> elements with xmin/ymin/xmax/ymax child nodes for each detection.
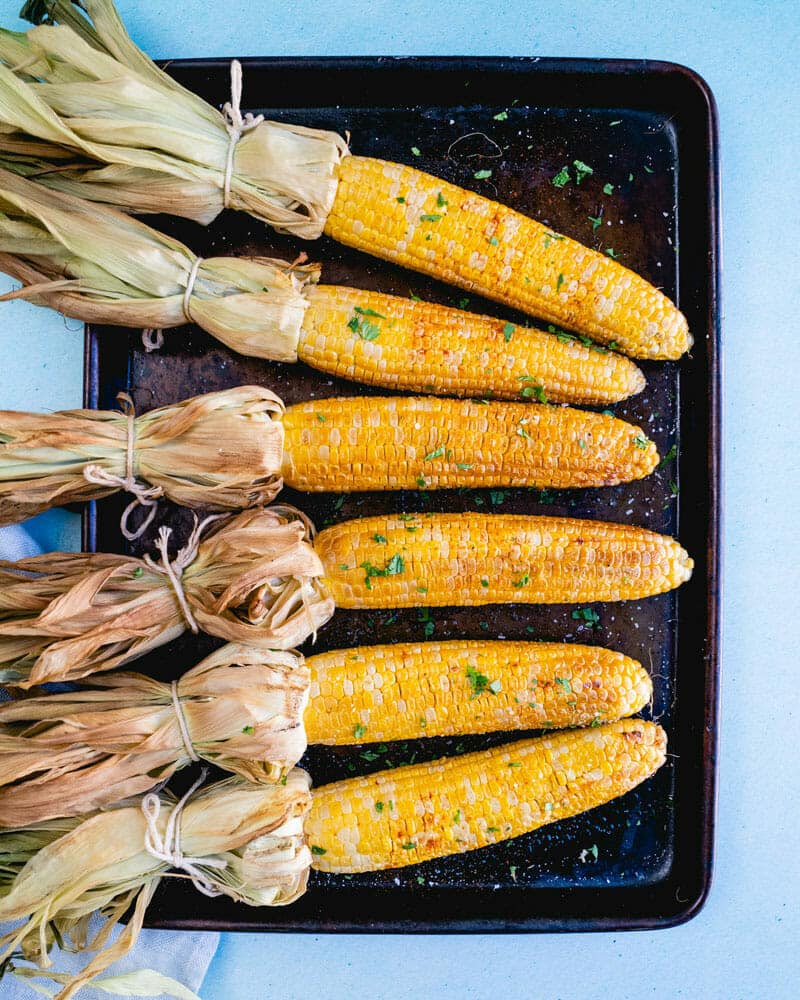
<box><xmin>325</xmin><ymin>157</ymin><xmax>690</xmax><ymax>360</ymax></box>
<box><xmin>280</xmin><ymin>396</ymin><xmax>658</xmax><ymax>492</ymax></box>
<box><xmin>304</xmin><ymin>640</ymin><xmax>651</xmax><ymax>744</ymax></box>
<box><xmin>306</xmin><ymin>719</ymin><xmax>666</xmax><ymax>872</ymax></box>
<box><xmin>316</xmin><ymin>512</ymin><xmax>693</xmax><ymax>607</ymax></box>
<box><xmin>298</xmin><ymin>285</ymin><xmax>646</xmax><ymax>404</ymax></box>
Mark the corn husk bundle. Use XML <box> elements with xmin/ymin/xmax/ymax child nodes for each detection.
<box><xmin>0</xmin><ymin>166</ymin><xmax>319</xmax><ymax>360</ymax></box>
<box><xmin>0</xmin><ymin>506</ymin><xmax>334</xmax><ymax>687</ymax></box>
<box><xmin>0</xmin><ymin>386</ymin><xmax>286</xmax><ymax>530</ymax></box>
<box><xmin>0</xmin><ymin>771</ymin><xmax>312</xmax><ymax>999</ymax></box>
<box><xmin>0</xmin><ymin>643</ymin><xmax>310</xmax><ymax>825</ymax></box>
<box><xmin>0</xmin><ymin>0</ymin><xmax>347</xmax><ymax>235</ymax></box>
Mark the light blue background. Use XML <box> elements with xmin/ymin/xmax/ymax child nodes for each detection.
<box><xmin>0</xmin><ymin>1</ymin><xmax>797</xmax><ymax>998</ymax></box>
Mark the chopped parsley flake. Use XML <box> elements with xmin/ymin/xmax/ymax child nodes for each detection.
<box><xmin>644</xmin><ymin>164</ymin><xmax>654</xmax><ymax>174</ymax></box>
<box><xmin>437</xmin><ymin>192</ymin><xmax>448</xmax><ymax>207</ymax></box>
<box><xmin>493</xmin><ymin>110</ymin><xmax>509</xmax><ymax>121</ymax></box>
<box><xmin>373</xmin><ymin>533</ymin><xmax>388</xmax><ymax>544</ymax></box>
<box><xmin>353</xmin><ymin>723</ymin><xmax>367</xmax><ymax>739</ymax></box>
<box><xmin>503</xmin><ymin>322</ymin><xmax>515</xmax><ymax>342</ymax></box>
<box><xmin>132</xmin><ymin>566</ymin><xmax>143</xmax><ymax>578</ymax></box>
<box><xmin>556</xmin><ymin>273</ymin><xmax>565</xmax><ymax>292</ymax></box>
<box><xmin>466</xmin><ymin>664</ymin><xmax>500</xmax><ymax>699</ymax></box>
<box><xmin>573</xmin><ymin>159</ymin><xmax>594</xmax><ymax>184</ymax></box>
<box><xmin>360</xmin><ymin>553</ymin><xmax>405</xmax><ymax>589</ymax></box>
<box><xmin>401</xmin><ymin>842</ymin><xmax>416</xmax><ymax>850</ymax></box>
<box><xmin>458</xmin><ymin>297</ymin><xmax>470</xmax><ymax>309</ymax></box>
<box><xmin>512</xmin><ymin>572</ymin><xmax>530</xmax><ymax>588</ymax></box>
<box><xmin>241</xmin><ymin>725</ymin><xmax>255</xmax><ymax>735</ymax></box>
<box><xmin>605</xmin><ymin>247</ymin><xmax>620</xmax><ymax>258</ymax></box>
<box><xmin>588</xmin><ymin>214</ymin><xmax>602</xmax><ymax>232</ymax></box>
<box><xmin>555</xmin><ymin>677</ymin><xmax>573</xmax><ymax>694</ymax></box>
<box><xmin>316</xmin><ymin>412</ymin><xmax>327</xmax><ymax>423</ymax></box>
<box><xmin>311</xmin><ymin>845</ymin><xmax>327</xmax><ymax>856</ymax></box>
<box><xmin>508</xmin><ymin>761</ymin><xmax>522</xmax><ymax>768</ymax></box>
<box><xmin>488</xmin><ymin>236</ymin><xmax>499</xmax><ymax>246</ymax></box>
<box><xmin>603</xmin><ymin>182</ymin><xmax>614</xmax><ymax>195</ymax></box>
<box><xmin>658</xmin><ymin>443</ymin><xmax>678</xmax><ymax>469</ymax></box>
<box><xmin>552</xmin><ymin>165</ymin><xmax>571</xmax><ymax>188</ymax></box>
<box><xmin>571</xmin><ymin>607</ymin><xmax>600</xmax><ymax>625</ymax></box>
<box><xmin>348</xmin><ymin>306</ymin><xmax>385</xmax><ymax>341</ymax></box>
<box><xmin>633</xmin><ymin>435</ymin><xmax>650</xmax><ymax>450</ymax></box>
<box><xmin>396</xmin><ymin>196</ymin><xmax>406</xmax><ymax>203</ymax></box>
<box><xmin>411</xmin><ymin>146</ymin><xmax>421</xmax><ymax>157</ymax></box>
<box><xmin>424</xmin><ymin>446</ymin><xmax>445</xmax><ymax>461</ymax></box>
<box><xmin>489</xmin><ymin>489</ymin><xmax>506</xmax><ymax>506</ymax></box>
<box><xmin>518</xmin><ymin>375</ymin><xmax>548</xmax><ymax>403</ymax></box>
<box><xmin>456</xmin><ymin>462</ymin><xmax>473</xmax><ymax>471</ymax></box>
<box><xmin>474</xmin><ymin>168</ymin><xmax>493</xmax><ymax>180</ymax></box>
<box><xmin>375</xmin><ymin>801</ymin><xmax>385</xmax><ymax>813</ymax></box>
<box><xmin>480</xmin><ymin>577</ymin><xmax>489</xmax><ymax>588</ymax></box>
<box><xmin>452</xmin><ymin>810</ymin><xmax>462</xmax><ymax>824</ymax></box>
<box><xmin>420</xmin><ymin>213</ymin><xmax>443</xmax><ymax>222</ymax></box>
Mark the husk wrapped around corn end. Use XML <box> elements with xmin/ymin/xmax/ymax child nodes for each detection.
<box><xmin>0</xmin><ymin>165</ymin><xmax>319</xmax><ymax>360</ymax></box>
<box><xmin>0</xmin><ymin>772</ymin><xmax>312</xmax><ymax>999</ymax></box>
<box><xmin>307</xmin><ymin>719</ymin><xmax>667</xmax><ymax>873</ymax></box>
<box><xmin>0</xmin><ymin>1</ymin><xmax>348</xmax><ymax>234</ymax></box>
<box><xmin>0</xmin><ymin>506</ymin><xmax>333</xmax><ymax>687</ymax></box>
<box><xmin>0</xmin><ymin>643</ymin><xmax>310</xmax><ymax>825</ymax></box>
<box><xmin>305</xmin><ymin>640</ymin><xmax>652</xmax><ymax>744</ymax></box>
<box><xmin>315</xmin><ymin>512</ymin><xmax>694</xmax><ymax>607</ymax></box>
<box><xmin>0</xmin><ymin>386</ymin><xmax>285</xmax><ymax>527</ymax></box>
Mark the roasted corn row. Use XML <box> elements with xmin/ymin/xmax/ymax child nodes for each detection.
<box><xmin>316</xmin><ymin>512</ymin><xmax>693</xmax><ymax>607</ymax></box>
<box><xmin>299</xmin><ymin>285</ymin><xmax>646</xmax><ymax>404</ymax></box>
<box><xmin>281</xmin><ymin>395</ymin><xmax>659</xmax><ymax>492</ymax></box>
<box><xmin>306</xmin><ymin>719</ymin><xmax>667</xmax><ymax>872</ymax></box>
<box><xmin>0</xmin><ymin>390</ymin><xmax>660</xmax><ymax>528</ymax></box>
<box><xmin>324</xmin><ymin>157</ymin><xmax>691</xmax><ymax>360</ymax></box>
<box><xmin>305</xmin><ymin>640</ymin><xmax>651</xmax><ymax>744</ymax></box>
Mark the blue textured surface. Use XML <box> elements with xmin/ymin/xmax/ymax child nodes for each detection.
<box><xmin>0</xmin><ymin>1</ymin><xmax>798</xmax><ymax>998</ymax></box>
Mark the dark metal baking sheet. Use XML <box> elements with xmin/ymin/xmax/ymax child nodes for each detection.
<box><xmin>83</xmin><ymin>56</ymin><xmax>721</xmax><ymax>932</ymax></box>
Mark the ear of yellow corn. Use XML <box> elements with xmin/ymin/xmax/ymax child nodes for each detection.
<box><xmin>298</xmin><ymin>285</ymin><xmax>646</xmax><ymax>405</ymax></box>
<box><xmin>315</xmin><ymin>512</ymin><xmax>693</xmax><ymax>607</ymax></box>
<box><xmin>306</xmin><ymin>719</ymin><xmax>666</xmax><ymax>873</ymax></box>
<box><xmin>280</xmin><ymin>396</ymin><xmax>658</xmax><ymax>493</ymax></box>
<box><xmin>324</xmin><ymin>156</ymin><xmax>690</xmax><ymax>360</ymax></box>
<box><xmin>304</xmin><ymin>640</ymin><xmax>651</xmax><ymax>744</ymax></box>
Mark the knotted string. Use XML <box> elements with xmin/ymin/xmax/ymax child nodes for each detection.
<box><xmin>82</xmin><ymin>393</ymin><xmax>163</xmax><ymax>541</ymax></box>
<box><xmin>140</xmin><ymin>254</ymin><xmax>204</xmax><ymax>351</ymax></box>
<box><xmin>221</xmin><ymin>60</ymin><xmax>265</xmax><ymax>209</ymax></box>
<box><xmin>143</xmin><ymin>515</ymin><xmax>222</xmax><ymax>634</ymax></box>
<box><xmin>170</xmin><ymin>680</ymin><xmax>199</xmax><ymax>762</ymax></box>
<box><xmin>141</xmin><ymin>770</ymin><xmax>226</xmax><ymax>898</ymax></box>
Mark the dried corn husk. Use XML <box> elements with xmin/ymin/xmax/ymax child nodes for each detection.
<box><xmin>0</xmin><ymin>166</ymin><xmax>320</xmax><ymax>361</ymax></box>
<box><xmin>0</xmin><ymin>1</ymin><xmax>348</xmax><ymax>235</ymax></box>
<box><xmin>0</xmin><ymin>386</ymin><xmax>285</xmax><ymax>529</ymax></box>
<box><xmin>0</xmin><ymin>506</ymin><xmax>334</xmax><ymax>687</ymax></box>
<box><xmin>0</xmin><ymin>643</ymin><xmax>310</xmax><ymax>825</ymax></box>
<box><xmin>0</xmin><ymin>771</ymin><xmax>312</xmax><ymax>1000</ymax></box>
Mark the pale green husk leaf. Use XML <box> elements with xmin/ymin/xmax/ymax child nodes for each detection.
<box><xmin>0</xmin><ymin>1</ymin><xmax>348</xmax><ymax>234</ymax></box>
<box><xmin>0</xmin><ymin>166</ymin><xmax>318</xmax><ymax>359</ymax></box>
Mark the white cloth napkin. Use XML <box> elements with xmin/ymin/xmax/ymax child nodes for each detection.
<box><xmin>0</xmin><ymin>523</ymin><xmax>220</xmax><ymax>999</ymax></box>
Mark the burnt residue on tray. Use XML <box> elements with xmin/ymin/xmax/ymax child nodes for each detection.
<box><xmin>84</xmin><ymin>57</ymin><xmax>720</xmax><ymax>932</ymax></box>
